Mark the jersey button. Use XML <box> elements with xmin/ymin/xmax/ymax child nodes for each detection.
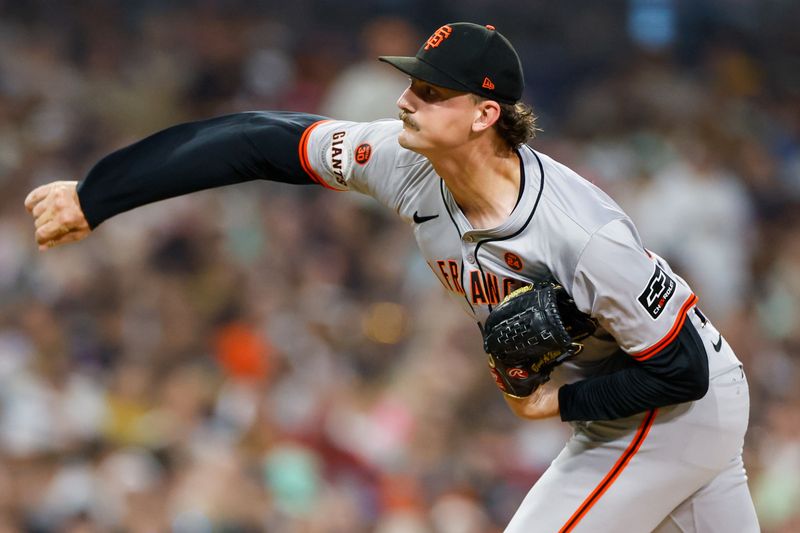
<box><xmin>466</xmin><ymin>254</ymin><xmax>476</xmax><ymax>264</ymax></box>
<box><xmin>463</xmin><ymin>235</ymin><xmax>474</xmax><ymax>243</ymax></box>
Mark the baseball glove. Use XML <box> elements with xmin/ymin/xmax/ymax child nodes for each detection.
<box><xmin>483</xmin><ymin>281</ymin><xmax>596</xmax><ymax>398</ymax></box>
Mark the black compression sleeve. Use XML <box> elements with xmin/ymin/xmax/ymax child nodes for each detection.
<box><xmin>77</xmin><ymin>111</ymin><xmax>326</xmax><ymax>228</ymax></box>
<box><xmin>558</xmin><ymin>320</ymin><xmax>710</xmax><ymax>421</ymax></box>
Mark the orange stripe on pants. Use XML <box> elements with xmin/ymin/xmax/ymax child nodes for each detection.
<box><xmin>559</xmin><ymin>409</ymin><xmax>658</xmax><ymax>532</ymax></box>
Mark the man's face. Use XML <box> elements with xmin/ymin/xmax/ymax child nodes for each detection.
<box><xmin>396</xmin><ymin>78</ymin><xmax>478</xmax><ymax>154</ymax></box>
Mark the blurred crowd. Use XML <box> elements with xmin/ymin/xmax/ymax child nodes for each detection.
<box><xmin>1</xmin><ymin>1</ymin><xmax>799</xmax><ymax>532</ymax></box>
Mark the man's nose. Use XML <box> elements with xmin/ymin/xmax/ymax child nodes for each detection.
<box><xmin>396</xmin><ymin>87</ymin><xmax>415</xmax><ymax>112</ymax></box>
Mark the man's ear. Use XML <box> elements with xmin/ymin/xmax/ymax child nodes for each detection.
<box><xmin>472</xmin><ymin>100</ymin><xmax>502</xmax><ymax>133</ymax></box>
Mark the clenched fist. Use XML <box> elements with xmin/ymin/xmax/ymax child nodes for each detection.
<box><xmin>24</xmin><ymin>181</ymin><xmax>91</xmax><ymax>251</ymax></box>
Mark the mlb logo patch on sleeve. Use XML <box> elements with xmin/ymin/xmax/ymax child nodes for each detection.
<box><xmin>638</xmin><ymin>265</ymin><xmax>676</xmax><ymax>319</ymax></box>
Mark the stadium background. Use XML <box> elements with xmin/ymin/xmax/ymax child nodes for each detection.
<box><xmin>1</xmin><ymin>0</ymin><xmax>799</xmax><ymax>531</ymax></box>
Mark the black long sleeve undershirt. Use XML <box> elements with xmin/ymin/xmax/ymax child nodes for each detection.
<box><xmin>77</xmin><ymin>111</ymin><xmax>325</xmax><ymax>228</ymax></box>
<box><xmin>558</xmin><ymin>320</ymin><xmax>710</xmax><ymax>421</ymax></box>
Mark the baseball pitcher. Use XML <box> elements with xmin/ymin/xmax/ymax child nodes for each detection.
<box><xmin>25</xmin><ymin>22</ymin><xmax>759</xmax><ymax>533</ymax></box>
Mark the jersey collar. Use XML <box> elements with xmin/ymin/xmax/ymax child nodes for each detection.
<box><xmin>441</xmin><ymin>146</ymin><xmax>543</xmax><ymax>239</ymax></box>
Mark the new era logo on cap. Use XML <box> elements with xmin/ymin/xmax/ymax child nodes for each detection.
<box><xmin>378</xmin><ymin>22</ymin><xmax>524</xmax><ymax>104</ymax></box>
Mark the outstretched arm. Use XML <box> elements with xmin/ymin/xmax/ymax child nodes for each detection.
<box><xmin>24</xmin><ymin>111</ymin><xmax>325</xmax><ymax>249</ymax></box>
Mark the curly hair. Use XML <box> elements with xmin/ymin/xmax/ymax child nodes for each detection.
<box><xmin>473</xmin><ymin>96</ymin><xmax>540</xmax><ymax>149</ymax></box>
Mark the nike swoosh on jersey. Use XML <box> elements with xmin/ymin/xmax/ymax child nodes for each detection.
<box><xmin>413</xmin><ymin>211</ymin><xmax>439</xmax><ymax>224</ymax></box>
<box><xmin>712</xmin><ymin>333</ymin><xmax>723</xmax><ymax>352</ymax></box>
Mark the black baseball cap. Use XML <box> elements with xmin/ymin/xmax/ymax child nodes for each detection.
<box><xmin>379</xmin><ymin>22</ymin><xmax>523</xmax><ymax>104</ymax></box>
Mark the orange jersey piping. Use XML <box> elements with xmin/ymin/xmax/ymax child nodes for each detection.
<box><xmin>630</xmin><ymin>293</ymin><xmax>698</xmax><ymax>362</ymax></box>
<box><xmin>298</xmin><ymin>120</ymin><xmax>342</xmax><ymax>191</ymax></box>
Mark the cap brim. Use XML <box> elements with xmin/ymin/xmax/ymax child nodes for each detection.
<box><xmin>378</xmin><ymin>56</ymin><xmax>472</xmax><ymax>93</ymax></box>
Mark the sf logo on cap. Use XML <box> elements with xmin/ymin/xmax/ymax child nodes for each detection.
<box><xmin>424</xmin><ymin>25</ymin><xmax>452</xmax><ymax>50</ymax></box>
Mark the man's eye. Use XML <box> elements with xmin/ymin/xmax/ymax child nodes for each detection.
<box><xmin>410</xmin><ymin>82</ymin><xmax>438</xmax><ymax>101</ymax></box>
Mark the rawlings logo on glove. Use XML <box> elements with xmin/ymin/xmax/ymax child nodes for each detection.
<box><xmin>483</xmin><ymin>281</ymin><xmax>596</xmax><ymax>398</ymax></box>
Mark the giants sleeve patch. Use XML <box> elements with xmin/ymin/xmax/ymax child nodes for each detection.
<box><xmin>326</xmin><ymin>130</ymin><xmax>352</xmax><ymax>188</ymax></box>
<box><xmin>638</xmin><ymin>265</ymin><xmax>676</xmax><ymax>319</ymax></box>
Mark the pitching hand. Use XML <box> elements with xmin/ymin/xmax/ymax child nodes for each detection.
<box><xmin>24</xmin><ymin>180</ymin><xmax>91</xmax><ymax>251</ymax></box>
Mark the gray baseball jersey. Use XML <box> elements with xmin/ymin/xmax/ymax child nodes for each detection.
<box><xmin>302</xmin><ymin>118</ymin><xmax>759</xmax><ymax>532</ymax></box>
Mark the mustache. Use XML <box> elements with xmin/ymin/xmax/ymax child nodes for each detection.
<box><xmin>399</xmin><ymin>110</ymin><xmax>419</xmax><ymax>130</ymax></box>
